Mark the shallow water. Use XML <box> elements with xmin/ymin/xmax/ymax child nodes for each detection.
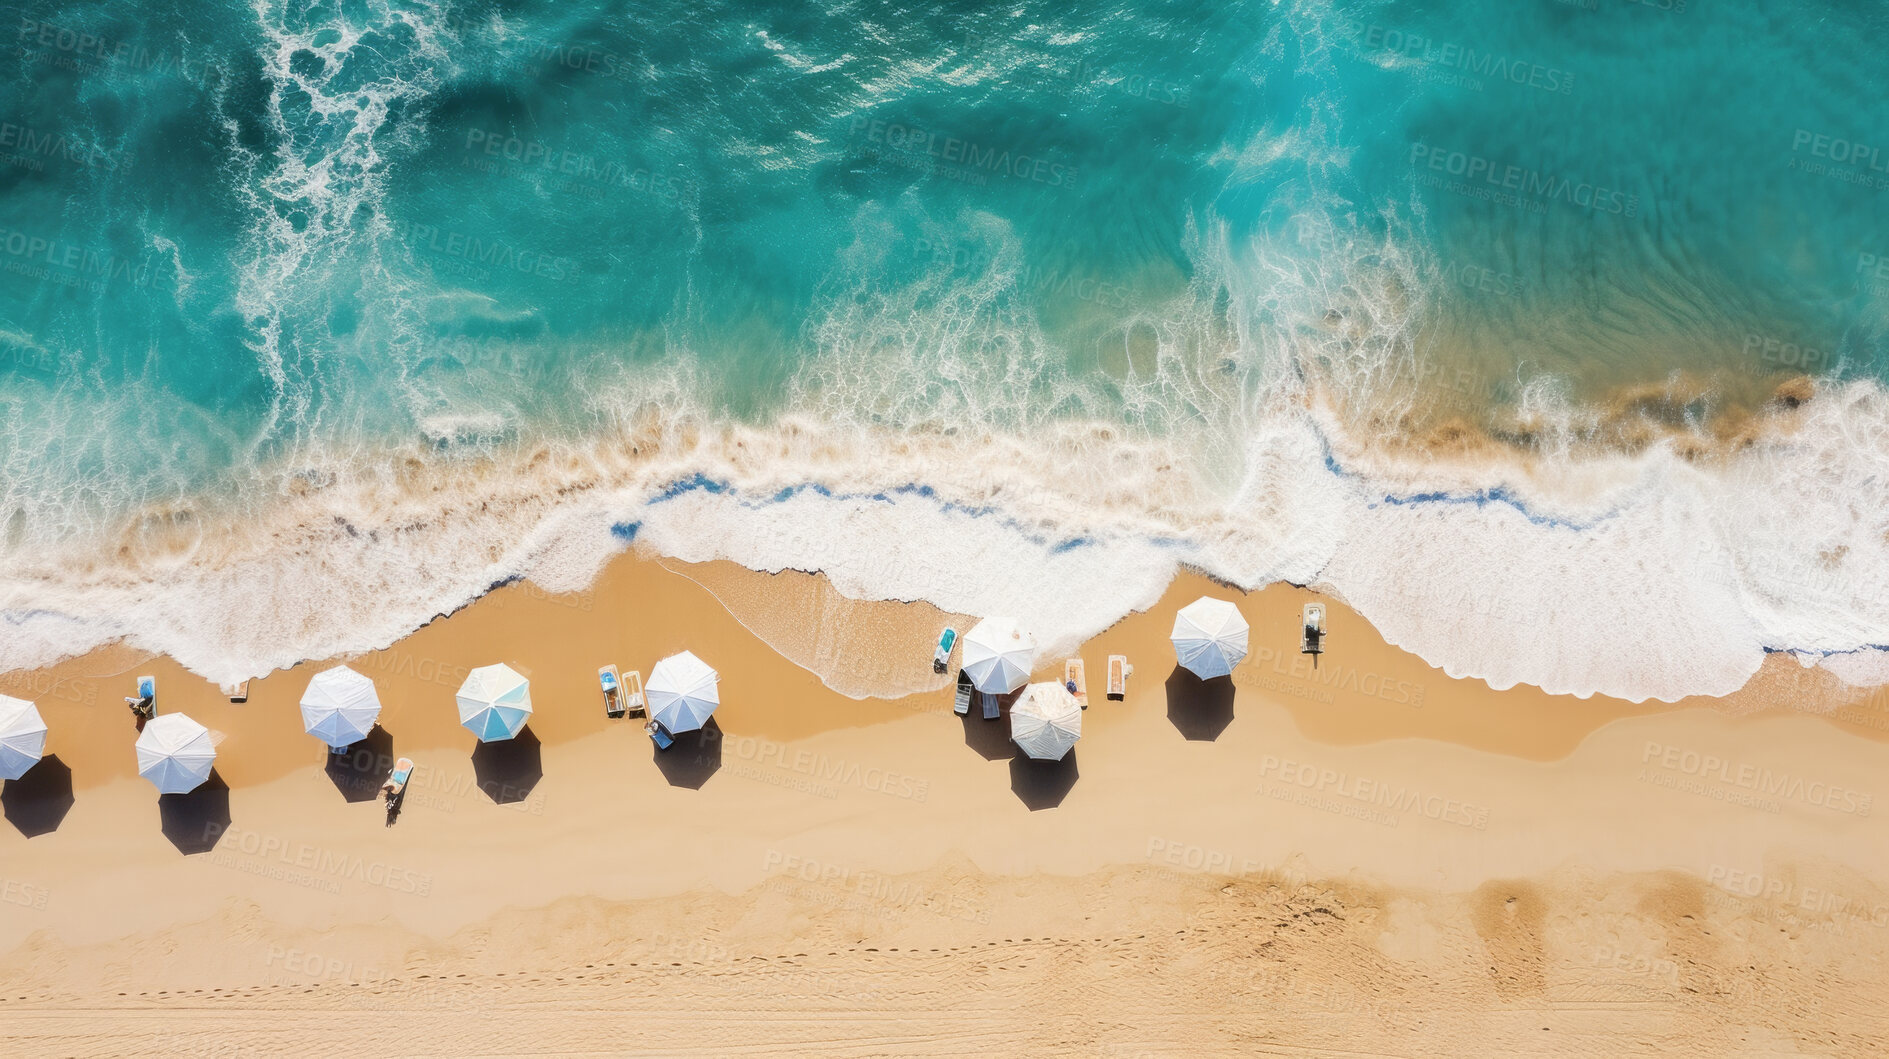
<box><xmin>2</xmin><ymin>0</ymin><xmax>1886</xmax><ymax>700</ymax></box>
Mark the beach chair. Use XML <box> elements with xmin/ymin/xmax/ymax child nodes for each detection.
<box><xmin>1106</xmin><ymin>655</ymin><xmax>1132</xmax><ymax>701</ymax></box>
<box><xmin>599</xmin><ymin>665</ymin><xmax>624</xmax><ymax>718</ymax></box>
<box><xmin>381</xmin><ymin>757</ymin><xmax>414</xmax><ymax>800</ymax></box>
<box><xmin>622</xmin><ymin>669</ymin><xmax>646</xmax><ymax>716</ymax></box>
<box><xmin>1301</xmin><ymin>603</ymin><xmax>1327</xmax><ymax>668</ymax></box>
<box><xmin>953</xmin><ymin>670</ymin><xmax>973</xmax><ymax>715</ymax></box>
<box><xmin>1065</xmin><ymin>659</ymin><xmax>1089</xmax><ymax>709</ymax></box>
<box><xmin>980</xmin><ymin>689</ymin><xmax>1000</xmax><ymax>721</ymax></box>
<box><xmin>125</xmin><ymin>675</ymin><xmax>157</xmax><ymax>719</ymax></box>
<box><xmin>222</xmin><ymin>681</ymin><xmax>249</xmax><ymax>703</ymax></box>
<box><xmin>932</xmin><ymin>627</ymin><xmax>958</xmax><ymax>674</ymax></box>
<box><xmin>382</xmin><ymin>757</ymin><xmax>414</xmax><ymax>827</ymax></box>
<box><xmin>646</xmin><ymin>719</ymin><xmax>675</xmax><ymax>750</ymax></box>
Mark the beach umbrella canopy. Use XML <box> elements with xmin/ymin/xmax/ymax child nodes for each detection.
<box><xmin>0</xmin><ymin>694</ymin><xmax>48</xmax><ymax>781</ymax></box>
<box><xmin>299</xmin><ymin>665</ymin><xmax>382</xmax><ymax>748</ymax></box>
<box><xmin>1010</xmin><ymin>681</ymin><xmax>1083</xmax><ymax>761</ymax></box>
<box><xmin>1171</xmin><ymin>597</ymin><xmax>1249</xmax><ymax>679</ymax></box>
<box><xmin>648</xmin><ymin>651</ymin><xmax>719</xmax><ymax>734</ymax></box>
<box><xmin>136</xmin><ymin>713</ymin><xmax>216</xmax><ymax>794</ymax></box>
<box><xmin>456</xmin><ymin>664</ymin><xmax>533</xmax><ymax>742</ymax></box>
<box><xmin>961</xmin><ymin>618</ymin><xmax>1036</xmax><ymax>694</ymax></box>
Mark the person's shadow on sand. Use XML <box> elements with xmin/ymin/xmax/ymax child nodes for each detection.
<box><xmin>654</xmin><ymin>718</ymin><xmax>722</xmax><ymax>789</ymax></box>
<box><xmin>1009</xmin><ymin>751</ymin><xmax>1079</xmax><ymax>811</ymax></box>
<box><xmin>473</xmin><ymin>726</ymin><xmax>544</xmax><ymax>804</ymax></box>
<box><xmin>2</xmin><ymin>754</ymin><xmax>75</xmax><ymax>837</ymax></box>
<box><xmin>159</xmin><ymin>770</ymin><xmax>232</xmax><ymax>855</ymax></box>
<box><xmin>1165</xmin><ymin>666</ymin><xmax>1235</xmax><ymax>741</ymax></box>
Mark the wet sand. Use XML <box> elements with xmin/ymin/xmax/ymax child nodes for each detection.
<box><xmin>2</xmin><ymin>549</ymin><xmax>1886</xmax><ymax>1055</ymax></box>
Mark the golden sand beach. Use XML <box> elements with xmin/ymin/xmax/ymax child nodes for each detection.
<box><xmin>2</xmin><ymin>552</ymin><xmax>1886</xmax><ymax>1055</ymax></box>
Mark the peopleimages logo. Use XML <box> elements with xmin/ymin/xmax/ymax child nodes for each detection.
<box><xmin>1789</xmin><ymin>129</ymin><xmax>1889</xmax><ymax>191</ymax></box>
<box><xmin>911</xmin><ymin>236</ymin><xmax>1133</xmax><ymax>309</ymax></box>
<box><xmin>1409</xmin><ymin>143</ymin><xmax>1639</xmax><ymax>216</ymax></box>
<box><xmin>204</xmin><ymin>823</ymin><xmax>435</xmax><ymax>895</ymax></box>
<box><xmin>1144</xmin><ymin>837</ymin><xmax>1267</xmax><ymax>875</ymax></box>
<box><xmin>762</xmin><ymin>850</ymin><xmax>990</xmax><ymax>924</ymax></box>
<box><xmin>0</xmin><ymin>121</ymin><xmax>126</xmax><ymax>171</ymax></box>
<box><xmin>1641</xmin><ymin>742</ymin><xmax>1873</xmax><ymax>816</ymax></box>
<box><xmin>1707</xmin><ymin>866</ymin><xmax>1889</xmax><ymax>928</ymax></box>
<box><xmin>0</xmin><ymin>668</ymin><xmax>97</xmax><ymax>706</ymax></box>
<box><xmin>16</xmin><ymin>18</ymin><xmax>222</xmax><ymax>86</ymax></box>
<box><xmin>462</xmin><ymin>129</ymin><xmax>686</xmax><ymax>202</ymax></box>
<box><xmin>1243</xmin><ymin>646</ymin><xmax>1425</xmax><ymax>708</ymax></box>
<box><xmin>850</xmin><ymin>117</ymin><xmax>1079</xmax><ymax>190</ymax></box>
<box><xmin>1</xmin><ymin>878</ymin><xmax>50</xmax><ymax>910</ymax></box>
<box><xmin>396</xmin><ymin>220</ymin><xmax>578</xmax><ymax>282</ymax></box>
<box><xmin>0</xmin><ymin>227</ymin><xmax>177</xmax><ymax>291</ymax></box>
<box><xmin>1357</xmin><ymin>25</ymin><xmax>1574</xmax><ymax>94</ymax></box>
<box><xmin>1791</xmin><ymin>130</ymin><xmax>1889</xmax><ymax>174</ymax></box>
<box><xmin>264</xmin><ymin>946</ymin><xmax>394</xmax><ymax>986</ymax></box>
<box><xmin>722</xmin><ymin>733</ymin><xmax>930</xmax><ymax>802</ymax></box>
<box><xmin>1441</xmin><ymin>260</ymin><xmax>1525</xmax><ymax>298</ymax></box>
<box><xmin>1742</xmin><ymin>332</ymin><xmax>1828</xmax><ymax>372</ymax></box>
<box><xmin>438</xmin><ymin>11</ymin><xmax>637</xmax><ymax>84</ymax></box>
<box><xmin>1257</xmin><ymin>755</ymin><xmax>1490</xmax><ymax>829</ymax></box>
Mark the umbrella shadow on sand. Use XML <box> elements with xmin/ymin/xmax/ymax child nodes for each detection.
<box><xmin>159</xmin><ymin>770</ymin><xmax>232</xmax><ymax>855</ymax></box>
<box><xmin>959</xmin><ymin>688</ymin><xmax>1020</xmax><ymax>761</ymax></box>
<box><xmin>325</xmin><ymin>725</ymin><xmax>395</xmax><ymax>803</ymax></box>
<box><xmin>1009</xmin><ymin>750</ymin><xmax>1079</xmax><ymax>811</ymax></box>
<box><xmin>1165</xmin><ymin>666</ymin><xmax>1236</xmax><ymax>741</ymax></box>
<box><xmin>3</xmin><ymin>754</ymin><xmax>75</xmax><ymax>837</ymax></box>
<box><xmin>655</xmin><ymin>718</ymin><xmax>723</xmax><ymax>789</ymax></box>
<box><xmin>473</xmin><ymin>726</ymin><xmax>544</xmax><ymax>804</ymax></box>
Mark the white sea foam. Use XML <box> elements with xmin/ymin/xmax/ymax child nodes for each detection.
<box><xmin>3</xmin><ymin>377</ymin><xmax>1887</xmax><ymax>706</ymax></box>
<box><xmin>232</xmin><ymin>0</ymin><xmax>454</xmax><ymax>439</ymax></box>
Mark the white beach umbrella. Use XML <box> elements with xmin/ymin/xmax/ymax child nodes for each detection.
<box><xmin>456</xmin><ymin>663</ymin><xmax>533</xmax><ymax>742</ymax></box>
<box><xmin>648</xmin><ymin>651</ymin><xmax>719</xmax><ymax>734</ymax></box>
<box><xmin>0</xmin><ymin>694</ymin><xmax>48</xmax><ymax>781</ymax></box>
<box><xmin>1010</xmin><ymin>681</ymin><xmax>1083</xmax><ymax>761</ymax></box>
<box><xmin>136</xmin><ymin>713</ymin><xmax>216</xmax><ymax>794</ymax></box>
<box><xmin>961</xmin><ymin>618</ymin><xmax>1036</xmax><ymax>694</ymax></box>
<box><xmin>1171</xmin><ymin>597</ymin><xmax>1250</xmax><ymax>679</ymax></box>
<box><xmin>299</xmin><ymin>665</ymin><xmax>382</xmax><ymax>749</ymax></box>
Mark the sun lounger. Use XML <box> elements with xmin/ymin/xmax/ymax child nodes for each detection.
<box><xmin>954</xmin><ymin>670</ymin><xmax>973</xmax><ymax>715</ymax></box>
<box><xmin>221</xmin><ymin>681</ymin><xmax>248</xmax><ymax>703</ymax></box>
<box><xmin>980</xmin><ymin>690</ymin><xmax>1000</xmax><ymax>720</ymax></box>
<box><xmin>932</xmin><ymin>627</ymin><xmax>958</xmax><ymax>674</ymax></box>
<box><xmin>125</xmin><ymin>675</ymin><xmax>157</xmax><ymax>719</ymax></box>
<box><xmin>646</xmin><ymin>719</ymin><xmax>675</xmax><ymax>750</ymax></box>
<box><xmin>382</xmin><ymin>757</ymin><xmax>414</xmax><ymax>827</ymax></box>
<box><xmin>600</xmin><ymin>665</ymin><xmax>624</xmax><ymax>718</ymax></box>
<box><xmin>622</xmin><ymin>669</ymin><xmax>646</xmax><ymax>716</ymax></box>
<box><xmin>1106</xmin><ymin>655</ymin><xmax>1131</xmax><ymax>700</ymax></box>
<box><xmin>1301</xmin><ymin>603</ymin><xmax>1327</xmax><ymax>667</ymax></box>
<box><xmin>1065</xmin><ymin>659</ymin><xmax>1088</xmax><ymax>709</ymax></box>
<box><xmin>381</xmin><ymin>757</ymin><xmax>414</xmax><ymax>799</ymax></box>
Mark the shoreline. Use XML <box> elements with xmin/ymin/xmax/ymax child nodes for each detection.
<box><xmin>6</xmin><ymin>547</ymin><xmax>1889</xmax><ymax>802</ymax></box>
<box><xmin>3</xmin><ymin>378</ymin><xmax>1888</xmax><ymax>708</ymax></box>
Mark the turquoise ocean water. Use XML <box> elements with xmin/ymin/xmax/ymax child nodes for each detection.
<box><xmin>3</xmin><ymin>0</ymin><xmax>1887</xmax><ymax>700</ymax></box>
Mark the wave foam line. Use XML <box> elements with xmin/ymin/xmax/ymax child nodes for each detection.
<box><xmin>3</xmin><ymin>377</ymin><xmax>1888</xmax><ymax>705</ymax></box>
